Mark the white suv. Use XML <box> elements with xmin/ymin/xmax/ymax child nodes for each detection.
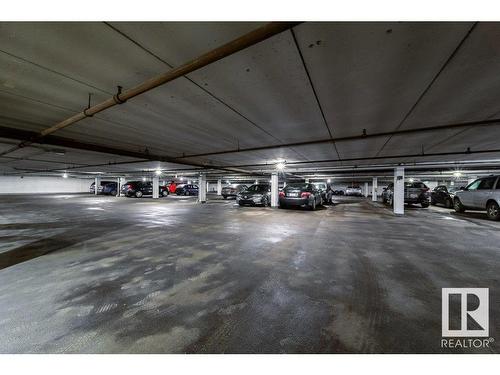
<box><xmin>454</xmin><ymin>175</ymin><xmax>500</xmax><ymax>220</ymax></box>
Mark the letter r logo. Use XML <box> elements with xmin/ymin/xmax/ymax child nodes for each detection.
<box><xmin>442</xmin><ymin>288</ymin><xmax>489</xmax><ymax>337</ymax></box>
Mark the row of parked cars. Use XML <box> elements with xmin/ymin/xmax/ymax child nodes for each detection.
<box><xmin>89</xmin><ymin>180</ymin><xmax>199</xmax><ymax>198</ymax></box>
<box><xmin>381</xmin><ymin>175</ymin><xmax>500</xmax><ymax>220</ymax></box>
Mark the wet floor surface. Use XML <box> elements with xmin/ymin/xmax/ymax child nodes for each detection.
<box><xmin>0</xmin><ymin>193</ymin><xmax>499</xmax><ymax>353</ymax></box>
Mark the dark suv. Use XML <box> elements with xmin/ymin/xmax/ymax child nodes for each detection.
<box><xmin>382</xmin><ymin>181</ymin><xmax>430</xmax><ymax>208</ymax></box>
<box><xmin>121</xmin><ymin>181</ymin><xmax>168</xmax><ymax>198</ymax></box>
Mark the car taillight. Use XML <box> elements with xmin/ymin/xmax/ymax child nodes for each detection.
<box><xmin>301</xmin><ymin>192</ymin><xmax>311</xmax><ymax>198</ymax></box>
<box><xmin>422</xmin><ymin>187</ymin><xmax>429</xmax><ymax>192</ymax></box>
<box><xmin>279</xmin><ymin>191</ymin><xmax>285</xmax><ymax>197</ymax></box>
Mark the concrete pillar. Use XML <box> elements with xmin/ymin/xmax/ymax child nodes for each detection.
<box><xmin>116</xmin><ymin>177</ymin><xmax>122</xmax><ymax>197</ymax></box>
<box><xmin>94</xmin><ymin>177</ymin><xmax>100</xmax><ymax>195</ymax></box>
<box><xmin>394</xmin><ymin>167</ymin><xmax>405</xmax><ymax>215</ymax></box>
<box><xmin>372</xmin><ymin>177</ymin><xmax>378</xmax><ymax>202</ymax></box>
<box><xmin>217</xmin><ymin>179</ymin><xmax>222</xmax><ymax>195</ymax></box>
<box><xmin>364</xmin><ymin>182</ymin><xmax>369</xmax><ymax>197</ymax></box>
<box><xmin>206</xmin><ymin>181</ymin><xmax>209</xmax><ymax>193</ymax></box>
<box><xmin>153</xmin><ymin>176</ymin><xmax>159</xmax><ymax>199</ymax></box>
<box><xmin>198</xmin><ymin>174</ymin><xmax>207</xmax><ymax>203</ymax></box>
<box><xmin>271</xmin><ymin>172</ymin><xmax>279</xmax><ymax>207</ymax></box>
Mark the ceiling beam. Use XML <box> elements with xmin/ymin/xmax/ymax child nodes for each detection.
<box><xmin>174</xmin><ymin>117</ymin><xmax>500</xmax><ymax>159</ymax></box>
<box><xmin>0</xmin><ymin>125</ymin><xmax>248</xmax><ymax>174</ymax></box>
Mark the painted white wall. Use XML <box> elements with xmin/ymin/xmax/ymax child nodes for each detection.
<box><xmin>0</xmin><ymin>176</ymin><xmax>92</xmax><ymax>194</ymax></box>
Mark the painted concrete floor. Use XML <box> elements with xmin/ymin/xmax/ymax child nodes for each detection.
<box><xmin>0</xmin><ymin>193</ymin><xmax>499</xmax><ymax>353</ymax></box>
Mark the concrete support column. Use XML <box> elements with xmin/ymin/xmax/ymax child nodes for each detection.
<box><xmin>116</xmin><ymin>177</ymin><xmax>122</xmax><ymax>197</ymax></box>
<box><xmin>153</xmin><ymin>176</ymin><xmax>159</xmax><ymax>199</ymax></box>
<box><xmin>394</xmin><ymin>167</ymin><xmax>405</xmax><ymax>215</ymax></box>
<box><xmin>217</xmin><ymin>179</ymin><xmax>222</xmax><ymax>195</ymax></box>
<box><xmin>364</xmin><ymin>182</ymin><xmax>369</xmax><ymax>197</ymax></box>
<box><xmin>198</xmin><ymin>174</ymin><xmax>207</xmax><ymax>203</ymax></box>
<box><xmin>206</xmin><ymin>181</ymin><xmax>209</xmax><ymax>193</ymax></box>
<box><xmin>270</xmin><ymin>172</ymin><xmax>279</xmax><ymax>207</ymax></box>
<box><xmin>372</xmin><ymin>177</ymin><xmax>378</xmax><ymax>202</ymax></box>
<box><xmin>94</xmin><ymin>177</ymin><xmax>100</xmax><ymax>195</ymax></box>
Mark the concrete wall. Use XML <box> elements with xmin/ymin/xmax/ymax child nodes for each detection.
<box><xmin>0</xmin><ymin>176</ymin><xmax>92</xmax><ymax>194</ymax></box>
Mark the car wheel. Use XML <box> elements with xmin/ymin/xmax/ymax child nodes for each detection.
<box><xmin>431</xmin><ymin>197</ymin><xmax>436</xmax><ymax>205</ymax></box>
<box><xmin>486</xmin><ymin>201</ymin><xmax>500</xmax><ymax>221</ymax></box>
<box><xmin>222</xmin><ymin>195</ymin><xmax>227</xmax><ymax>200</ymax></box>
<box><xmin>421</xmin><ymin>201</ymin><xmax>429</xmax><ymax>208</ymax></box>
<box><xmin>162</xmin><ymin>190</ymin><xmax>169</xmax><ymax>197</ymax></box>
<box><xmin>388</xmin><ymin>195</ymin><xmax>394</xmax><ymax>207</ymax></box>
<box><xmin>135</xmin><ymin>191</ymin><xmax>143</xmax><ymax>198</ymax></box>
<box><xmin>110</xmin><ymin>190</ymin><xmax>117</xmax><ymax>196</ymax></box>
<box><xmin>445</xmin><ymin>198</ymin><xmax>452</xmax><ymax>209</ymax></box>
<box><xmin>279</xmin><ymin>202</ymin><xmax>287</xmax><ymax>209</ymax></box>
<box><xmin>382</xmin><ymin>196</ymin><xmax>387</xmax><ymax>204</ymax></box>
<box><xmin>319</xmin><ymin>196</ymin><xmax>323</xmax><ymax>206</ymax></box>
<box><xmin>454</xmin><ymin>198</ymin><xmax>465</xmax><ymax>213</ymax></box>
<box><xmin>310</xmin><ymin>198</ymin><xmax>316</xmax><ymax>211</ymax></box>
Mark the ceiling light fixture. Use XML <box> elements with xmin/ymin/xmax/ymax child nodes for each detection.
<box><xmin>142</xmin><ymin>177</ymin><xmax>146</xmax><ymax>182</ymax></box>
<box><xmin>62</xmin><ymin>173</ymin><xmax>68</xmax><ymax>178</ymax></box>
<box><xmin>155</xmin><ymin>170</ymin><xmax>162</xmax><ymax>175</ymax></box>
<box><xmin>276</xmin><ymin>162</ymin><xmax>286</xmax><ymax>171</ymax></box>
<box><xmin>327</xmin><ymin>179</ymin><xmax>331</xmax><ymax>183</ymax></box>
<box><xmin>409</xmin><ymin>178</ymin><xmax>414</xmax><ymax>182</ymax></box>
<box><xmin>453</xmin><ymin>171</ymin><xmax>463</xmax><ymax>178</ymax></box>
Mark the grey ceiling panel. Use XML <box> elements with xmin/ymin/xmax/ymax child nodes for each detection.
<box><xmin>292</xmin><ymin>22</ymin><xmax>473</xmax><ymax>137</ymax></box>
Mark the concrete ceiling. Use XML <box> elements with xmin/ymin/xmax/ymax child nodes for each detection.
<box><xmin>1</xmin><ymin>21</ymin><xmax>500</xmax><ymax>178</ymax></box>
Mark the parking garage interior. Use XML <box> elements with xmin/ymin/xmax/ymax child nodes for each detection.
<box><xmin>1</xmin><ymin>21</ymin><xmax>499</xmax><ymax>354</ymax></box>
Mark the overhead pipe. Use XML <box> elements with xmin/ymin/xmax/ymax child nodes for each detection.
<box><xmin>0</xmin><ymin>22</ymin><xmax>301</xmax><ymax>158</ymax></box>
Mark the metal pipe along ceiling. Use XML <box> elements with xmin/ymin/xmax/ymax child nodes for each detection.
<box><xmin>0</xmin><ymin>22</ymin><xmax>301</xmax><ymax>159</ymax></box>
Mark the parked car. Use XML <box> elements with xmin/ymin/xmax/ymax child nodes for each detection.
<box><xmin>89</xmin><ymin>180</ymin><xmax>115</xmax><ymax>195</ymax></box>
<box><xmin>175</xmin><ymin>184</ymin><xmax>199</xmax><ymax>196</ymax></box>
<box><xmin>279</xmin><ymin>183</ymin><xmax>323</xmax><ymax>210</ymax></box>
<box><xmin>236</xmin><ymin>184</ymin><xmax>271</xmax><ymax>206</ymax></box>
<box><xmin>454</xmin><ymin>175</ymin><xmax>500</xmax><ymax>220</ymax></box>
<box><xmin>221</xmin><ymin>184</ymin><xmax>248</xmax><ymax>199</ymax></box>
<box><xmin>333</xmin><ymin>189</ymin><xmax>344</xmax><ymax>196</ymax></box>
<box><xmin>345</xmin><ymin>185</ymin><xmax>363</xmax><ymax>196</ymax></box>
<box><xmin>121</xmin><ymin>181</ymin><xmax>168</xmax><ymax>198</ymax></box>
<box><xmin>382</xmin><ymin>181</ymin><xmax>430</xmax><ymax>208</ymax></box>
<box><xmin>431</xmin><ymin>185</ymin><xmax>459</xmax><ymax>208</ymax></box>
<box><xmin>102</xmin><ymin>182</ymin><xmax>118</xmax><ymax>196</ymax></box>
<box><xmin>313</xmin><ymin>182</ymin><xmax>333</xmax><ymax>204</ymax></box>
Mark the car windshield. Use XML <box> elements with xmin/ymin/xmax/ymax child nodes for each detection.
<box><xmin>405</xmin><ymin>182</ymin><xmax>427</xmax><ymax>188</ymax></box>
<box><xmin>286</xmin><ymin>183</ymin><xmax>308</xmax><ymax>190</ymax></box>
<box><xmin>348</xmin><ymin>185</ymin><xmax>360</xmax><ymax>189</ymax></box>
<box><xmin>313</xmin><ymin>183</ymin><xmax>326</xmax><ymax>190</ymax></box>
<box><xmin>247</xmin><ymin>184</ymin><xmax>269</xmax><ymax>192</ymax></box>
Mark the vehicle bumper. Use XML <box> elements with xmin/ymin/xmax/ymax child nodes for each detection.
<box><xmin>238</xmin><ymin>198</ymin><xmax>264</xmax><ymax>205</ymax></box>
<box><xmin>279</xmin><ymin>197</ymin><xmax>310</xmax><ymax>206</ymax></box>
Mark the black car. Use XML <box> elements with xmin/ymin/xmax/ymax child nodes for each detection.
<box><xmin>175</xmin><ymin>184</ymin><xmax>199</xmax><ymax>196</ymax></box>
<box><xmin>279</xmin><ymin>183</ymin><xmax>323</xmax><ymax>210</ymax></box>
<box><xmin>237</xmin><ymin>184</ymin><xmax>271</xmax><ymax>206</ymax></box>
<box><xmin>382</xmin><ymin>181</ymin><xmax>430</xmax><ymax>208</ymax></box>
<box><xmin>90</xmin><ymin>180</ymin><xmax>115</xmax><ymax>195</ymax></box>
<box><xmin>121</xmin><ymin>181</ymin><xmax>168</xmax><ymax>198</ymax></box>
<box><xmin>313</xmin><ymin>182</ymin><xmax>333</xmax><ymax>204</ymax></box>
<box><xmin>431</xmin><ymin>185</ymin><xmax>458</xmax><ymax>208</ymax></box>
